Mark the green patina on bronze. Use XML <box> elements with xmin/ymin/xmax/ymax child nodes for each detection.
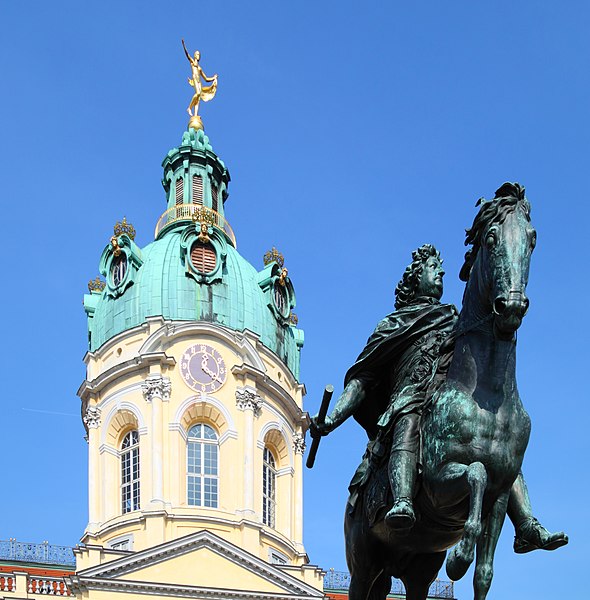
<box><xmin>310</xmin><ymin>183</ymin><xmax>567</xmax><ymax>600</ymax></box>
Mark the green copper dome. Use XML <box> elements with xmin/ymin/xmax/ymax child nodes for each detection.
<box><xmin>84</xmin><ymin>129</ymin><xmax>303</xmax><ymax>379</ymax></box>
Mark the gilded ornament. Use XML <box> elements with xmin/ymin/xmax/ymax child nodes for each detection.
<box><xmin>197</xmin><ymin>222</ymin><xmax>210</xmax><ymax>244</ymax></box>
<box><xmin>88</xmin><ymin>276</ymin><xmax>106</xmax><ymax>293</ymax></box>
<box><xmin>182</xmin><ymin>39</ymin><xmax>218</xmax><ymax>131</ymax></box>
<box><xmin>110</xmin><ymin>236</ymin><xmax>121</xmax><ymax>257</ymax></box>
<box><xmin>279</xmin><ymin>267</ymin><xmax>289</xmax><ymax>287</ymax></box>
<box><xmin>113</xmin><ymin>216</ymin><xmax>136</xmax><ymax>240</ymax></box>
<box><xmin>263</xmin><ymin>247</ymin><xmax>285</xmax><ymax>268</ymax></box>
<box><xmin>289</xmin><ymin>312</ymin><xmax>299</xmax><ymax>326</ymax></box>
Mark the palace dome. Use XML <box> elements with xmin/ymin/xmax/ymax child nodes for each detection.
<box><xmin>84</xmin><ymin>128</ymin><xmax>303</xmax><ymax>378</ymax></box>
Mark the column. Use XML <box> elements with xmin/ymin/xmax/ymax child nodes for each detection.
<box><xmin>83</xmin><ymin>405</ymin><xmax>102</xmax><ymax>531</ymax></box>
<box><xmin>293</xmin><ymin>433</ymin><xmax>306</xmax><ymax>546</ymax></box>
<box><xmin>142</xmin><ymin>374</ymin><xmax>171</xmax><ymax>508</ymax></box>
<box><xmin>236</xmin><ymin>388</ymin><xmax>262</xmax><ymax>516</ymax></box>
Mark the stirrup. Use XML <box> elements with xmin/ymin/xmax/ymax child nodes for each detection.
<box><xmin>385</xmin><ymin>498</ymin><xmax>416</xmax><ymax>530</ymax></box>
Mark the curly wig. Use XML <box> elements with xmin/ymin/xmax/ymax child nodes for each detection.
<box><xmin>395</xmin><ymin>244</ymin><xmax>442</xmax><ymax>309</ymax></box>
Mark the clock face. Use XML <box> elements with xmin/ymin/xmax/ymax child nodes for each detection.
<box><xmin>180</xmin><ymin>344</ymin><xmax>227</xmax><ymax>393</ymax></box>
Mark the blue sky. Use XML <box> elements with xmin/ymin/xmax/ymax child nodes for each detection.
<box><xmin>1</xmin><ymin>2</ymin><xmax>588</xmax><ymax>598</ymax></box>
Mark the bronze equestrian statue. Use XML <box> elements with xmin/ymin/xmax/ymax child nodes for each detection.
<box><xmin>310</xmin><ymin>183</ymin><xmax>567</xmax><ymax>600</ymax></box>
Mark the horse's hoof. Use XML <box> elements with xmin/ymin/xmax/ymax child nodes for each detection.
<box><xmin>446</xmin><ymin>545</ymin><xmax>472</xmax><ymax>581</ymax></box>
<box><xmin>385</xmin><ymin>499</ymin><xmax>416</xmax><ymax>530</ymax></box>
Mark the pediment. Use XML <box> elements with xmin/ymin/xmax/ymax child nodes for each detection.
<box><xmin>72</xmin><ymin>531</ymin><xmax>323</xmax><ymax>599</ymax></box>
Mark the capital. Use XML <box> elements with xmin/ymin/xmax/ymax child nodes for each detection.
<box><xmin>235</xmin><ymin>389</ymin><xmax>263</xmax><ymax>416</ymax></box>
<box><xmin>293</xmin><ymin>433</ymin><xmax>306</xmax><ymax>455</ymax></box>
<box><xmin>83</xmin><ymin>405</ymin><xmax>101</xmax><ymax>429</ymax></box>
<box><xmin>142</xmin><ymin>375</ymin><xmax>172</xmax><ymax>402</ymax></box>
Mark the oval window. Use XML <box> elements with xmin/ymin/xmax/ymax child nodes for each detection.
<box><xmin>273</xmin><ymin>281</ymin><xmax>289</xmax><ymax>318</ymax></box>
<box><xmin>191</xmin><ymin>242</ymin><xmax>217</xmax><ymax>273</ymax></box>
<box><xmin>111</xmin><ymin>254</ymin><xmax>128</xmax><ymax>287</ymax></box>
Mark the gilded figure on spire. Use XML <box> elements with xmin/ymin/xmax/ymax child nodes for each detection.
<box><xmin>182</xmin><ymin>39</ymin><xmax>218</xmax><ymax>130</ymax></box>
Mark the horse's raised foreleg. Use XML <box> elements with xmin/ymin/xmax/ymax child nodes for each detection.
<box><xmin>473</xmin><ymin>492</ymin><xmax>509</xmax><ymax>600</ymax></box>
<box><xmin>444</xmin><ymin>461</ymin><xmax>487</xmax><ymax>581</ymax></box>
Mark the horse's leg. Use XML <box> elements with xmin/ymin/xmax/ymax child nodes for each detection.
<box><xmin>473</xmin><ymin>492</ymin><xmax>509</xmax><ymax>600</ymax></box>
<box><xmin>402</xmin><ymin>552</ymin><xmax>446</xmax><ymax>600</ymax></box>
<box><xmin>443</xmin><ymin>461</ymin><xmax>487</xmax><ymax>581</ymax></box>
<box><xmin>367</xmin><ymin>571</ymin><xmax>391</xmax><ymax>600</ymax></box>
<box><xmin>346</xmin><ymin>510</ymin><xmax>385</xmax><ymax>600</ymax></box>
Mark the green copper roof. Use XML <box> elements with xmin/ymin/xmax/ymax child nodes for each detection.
<box><xmin>84</xmin><ymin>130</ymin><xmax>303</xmax><ymax>379</ymax></box>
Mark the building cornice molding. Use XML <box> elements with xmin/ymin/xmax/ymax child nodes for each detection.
<box><xmin>67</xmin><ymin>575</ymin><xmax>322</xmax><ymax>600</ymax></box>
<box><xmin>79</xmin><ymin>352</ymin><xmax>176</xmax><ymax>401</ymax></box>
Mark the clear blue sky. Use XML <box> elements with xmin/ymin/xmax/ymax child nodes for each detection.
<box><xmin>1</xmin><ymin>2</ymin><xmax>588</xmax><ymax>598</ymax></box>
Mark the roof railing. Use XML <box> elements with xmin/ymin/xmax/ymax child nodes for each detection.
<box><xmin>323</xmin><ymin>569</ymin><xmax>455</xmax><ymax>599</ymax></box>
<box><xmin>154</xmin><ymin>204</ymin><xmax>236</xmax><ymax>247</ymax></box>
<box><xmin>0</xmin><ymin>540</ymin><xmax>75</xmax><ymax>567</ymax></box>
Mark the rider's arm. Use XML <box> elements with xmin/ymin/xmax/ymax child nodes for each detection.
<box><xmin>315</xmin><ymin>377</ymin><xmax>367</xmax><ymax>434</ymax></box>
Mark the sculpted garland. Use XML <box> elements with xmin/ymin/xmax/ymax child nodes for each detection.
<box><xmin>309</xmin><ymin>183</ymin><xmax>567</xmax><ymax>600</ymax></box>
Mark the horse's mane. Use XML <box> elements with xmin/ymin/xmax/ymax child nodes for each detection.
<box><xmin>459</xmin><ymin>182</ymin><xmax>531</xmax><ymax>282</ymax></box>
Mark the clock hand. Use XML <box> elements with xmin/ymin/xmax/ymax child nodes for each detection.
<box><xmin>201</xmin><ymin>353</ymin><xmax>219</xmax><ymax>381</ymax></box>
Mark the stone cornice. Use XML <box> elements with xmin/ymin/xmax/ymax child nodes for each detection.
<box><xmin>67</xmin><ymin>575</ymin><xmax>322</xmax><ymax>599</ymax></box>
<box><xmin>79</xmin><ymin>352</ymin><xmax>176</xmax><ymax>401</ymax></box>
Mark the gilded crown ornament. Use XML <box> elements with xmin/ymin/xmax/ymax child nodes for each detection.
<box><xmin>88</xmin><ymin>276</ymin><xmax>106</xmax><ymax>293</ymax></box>
<box><xmin>263</xmin><ymin>247</ymin><xmax>285</xmax><ymax>268</ymax></box>
<box><xmin>182</xmin><ymin>39</ymin><xmax>218</xmax><ymax>132</ymax></box>
<box><xmin>113</xmin><ymin>217</ymin><xmax>136</xmax><ymax>240</ymax></box>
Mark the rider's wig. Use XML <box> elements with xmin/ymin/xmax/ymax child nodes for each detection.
<box><xmin>459</xmin><ymin>182</ymin><xmax>531</xmax><ymax>282</ymax></box>
<box><xmin>395</xmin><ymin>244</ymin><xmax>442</xmax><ymax>309</ymax></box>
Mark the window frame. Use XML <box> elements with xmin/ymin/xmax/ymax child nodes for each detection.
<box><xmin>187</xmin><ymin>423</ymin><xmax>219</xmax><ymax>508</ymax></box>
<box><xmin>121</xmin><ymin>430</ymin><xmax>140</xmax><ymax>514</ymax></box>
<box><xmin>262</xmin><ymin>447</ymin><xmax>277</xmax><ymax>528</ymax></box>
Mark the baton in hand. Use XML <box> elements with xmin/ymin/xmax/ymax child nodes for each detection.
<box><xmin>306</xmin><ymin>384</ymin><xmax>334</xmax><ymax>469</ymax></box>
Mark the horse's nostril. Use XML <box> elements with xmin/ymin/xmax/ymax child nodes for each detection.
<box><xmin>493</xmin><ymin>298</ymin><xmax>507</xmax><ymax>315</ymax></box>
<box><xmin>522</xmin><ymin>297</ymin><xmax>530</xmax><ymax>315</ymax></box>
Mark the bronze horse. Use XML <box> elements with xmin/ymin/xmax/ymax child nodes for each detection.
<box><xmin>345</xmin><ymin>183</ymin><xmax>537</xmax><ymax>600</ymax></box>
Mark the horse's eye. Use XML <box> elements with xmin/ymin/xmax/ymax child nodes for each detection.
<box><xmin>486</xmin><ymin>231</ymin><xmax>496</xmax><ymax>248</ymax></box>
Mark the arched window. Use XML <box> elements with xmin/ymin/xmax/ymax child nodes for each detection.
<box><xmin>192</xmin><ymin>175</ymin><xmax>203</xmax><ymax>205</ymax></box>
<box><xmin>187</xmin><ymin>424</ymin><xmax>218</xmax><ymax>507</ymax></box>
<box><xmin>262</xmin><ymin>447</ymin><xmax>276</xmax><ymax>527</ymax></box>
<box><xmin>211</xmin><ymin>185</ymin><xmax>219</xmax><ymax>212</ymax></box>
<box><xmin>121</xmin><ymin>431</ymin><xmax>140</xmax><ymax>514</ymax></box>
<box><xmin>175</xmin><ymin>176</ymin><xmax>184</xmax><ymax>205</ymax></box>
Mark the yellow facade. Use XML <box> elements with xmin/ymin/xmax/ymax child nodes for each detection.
<box><xmin>73</xmin><ymin>317</ymin><xmax>323</xmax><ymax>599</ymax></box>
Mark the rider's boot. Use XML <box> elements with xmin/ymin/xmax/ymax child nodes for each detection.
<box><xmin>384</xmin><ymin>449</ymin><xmax>417</xmax><ymax>530</ymax></box>
<box><xmin>508</xmin><ymin>472</ymin><xmax>568</xmax><ymax>554</ymax></box>
<box><xmin>513</xmin><ymin>517</ymin><xmax>569</xmax><ymax>554</ymax></box>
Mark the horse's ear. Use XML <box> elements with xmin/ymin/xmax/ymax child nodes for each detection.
<box><xmin>459</xmin><ymin>249</ymin><xmax>473</xmax><ymax>282</ymax></box>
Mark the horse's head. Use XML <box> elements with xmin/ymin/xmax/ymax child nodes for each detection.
<box><xmin>460</xmin><ymin>183</ymin><xmax>536</xmax><ymax>340</ymax></box>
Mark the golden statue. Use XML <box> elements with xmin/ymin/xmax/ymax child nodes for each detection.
<box><xmin>182</xmin><ymin>39</ymin><xmax>218</xmax><ymax>130</ymax></box>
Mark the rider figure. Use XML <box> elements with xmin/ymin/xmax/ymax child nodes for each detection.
<box><xmin>311</xmin><ymin>244</ymin><xmax>567</xmax><ymax>553</ymax></box>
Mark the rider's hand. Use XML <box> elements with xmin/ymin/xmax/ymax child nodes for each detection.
<box><xmin>310</xmin><ymin>414</ymin><xmax>335</xmax><ymax>438</ymax></box>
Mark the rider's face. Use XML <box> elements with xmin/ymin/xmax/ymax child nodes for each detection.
<box><xmin>417</xmin><ymin>257</ymin><xmax>444</xmax><ymax>300</ymax></box>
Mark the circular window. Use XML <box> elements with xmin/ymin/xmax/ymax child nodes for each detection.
<box><xmin>111</xmin><ymin>254</ymin><xmax>128</xmax><ymax>287</ymax></box>
<box><xmin>190</xmin><ymin>242</ymin><xmax>217</xmax><ymax>273</ymax></box>
<box><xmin>273</xmin><ymin>281</ymin><xmax>289</xmax><ymax>318</ymax></box>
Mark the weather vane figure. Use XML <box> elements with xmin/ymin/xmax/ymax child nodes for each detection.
<box><xmin>182</xmin><ymin>39</ymin><xmax>218</xmax><ymax>130</ymax></box>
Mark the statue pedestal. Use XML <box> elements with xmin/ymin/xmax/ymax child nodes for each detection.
<box><xmin>188</xmin><ymin>114</ymin><xmax>203</xmax><ymax>131</ymax></box>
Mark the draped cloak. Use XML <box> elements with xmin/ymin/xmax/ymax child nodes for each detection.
<box><xmin>344</xmin><ymin>298</ymin><xmax>458</xmax><ymax>513</ymax></box>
